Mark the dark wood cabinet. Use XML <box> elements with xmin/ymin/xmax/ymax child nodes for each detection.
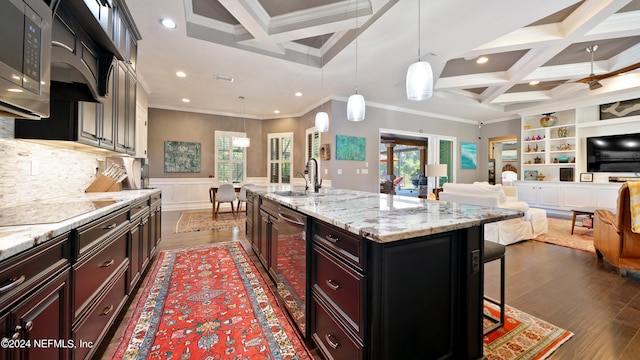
<box><xmin>0</xmin><ymin>234</ymin><xmax>71</xmax><ymax>360</ymax></box>
<box><xmin>258</xmin><ymin>198</ymin><xmax>279</xmax><ymax>277</ymax></box>
<box><xmin>11</xmin><ymin>270</ymin><xmax>70</xmax><ymax>360</ymax></box>
<box><xmin>15</xmin><ymin>0</ymin><xmax>138</xmax><ymax>156</ymax></box>
<box><xmin>149</xmin><ymin>193</ymin><xmax>162</xmax><ymax>259</ymax></box>
<box><xmin>247</xmin><ymin>191</ymin><xmax>260</xmax><ymax>251</ymax></box>
<box><xmin>0</xmin><ymin>192</ymin><xmax>161</xmax><ymax>360</ymax></box>
<box><xmin>310</xmin><ymin>219</ymin><xmax>484</xmax><ymax>360</ymax></box>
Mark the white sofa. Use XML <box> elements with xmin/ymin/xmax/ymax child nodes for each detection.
<box><xmin>438</xmin><ymin>182</ymin><xmax>548</xmax><ymax>245</ymax></box>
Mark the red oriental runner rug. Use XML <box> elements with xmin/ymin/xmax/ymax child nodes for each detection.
<box><xmin>111</xmin><ymin>242</ymin><xmax>311</xmax><ymax>359</ymax></box>
<box><xmin>483</xmin><ymin>301</ymin><xmax>573</xmax><ymax>359</ymax></box>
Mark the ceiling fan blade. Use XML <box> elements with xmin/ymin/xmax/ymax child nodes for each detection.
<box><xmin>576</xmin><ymin>61</ymin><xmax>640</xmax><ymax>83</ymax></box>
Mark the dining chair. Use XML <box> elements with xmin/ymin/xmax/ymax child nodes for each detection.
<box><xmin>236</xmin><ymin>184</ymin><xmax>254</xmax><ymax>216</ymax></box>
<box><xmin>215</xmin><ymin>183</ymin><xmax>237</xmax><ymax>218</ymax></box>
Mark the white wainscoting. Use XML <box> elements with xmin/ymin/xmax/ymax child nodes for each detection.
<box><xmin>149</xmin><ymin>177</ymin><xmax>330</xmax><ymax>212</ymax></box>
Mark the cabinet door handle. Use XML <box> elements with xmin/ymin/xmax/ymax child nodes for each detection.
<box><xmin>326</xmin><ymin>279</ymin><xmax>341</xmax><ymax>291</ymax></box>
<box><xmin>101</xmin><ymin>259</ymin><xmax>115</xmax><ymax>268</ymax></box>
<box><xmin>325</xmin><ymin>333</ymin><xmax>340</xmax><ymax>349</ymax></box>
<box><xmin>104</xmin><ymin>223</ymin><xmax>117</xmax><ymax>229</ymax></box>
<box><xmin>325</xmin><ymin>234</ymin><xmax>339</xmax><ymax>243</ymax></box>
<box><xmin>0</xmin><ymin>275</ymin><xmax>26</xmax><ymax>293</ymax></box>
<box><xmin>100</xmin><ymin>304</ymin><xmax>114</xmax><ymax>316</ymax></box>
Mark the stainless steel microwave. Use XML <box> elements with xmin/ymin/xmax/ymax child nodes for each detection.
<box><xmin>0</xmin><ymin>0</ymin><xmax>52</xmax><ymax>119</ymax></box>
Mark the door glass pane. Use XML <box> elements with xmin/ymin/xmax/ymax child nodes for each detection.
<box><xmin>270</xmin><ymin>163</ymin><xmax>280</xmax><ymax>183</ymax></box>
<box><xmin>439</xmin><ymin>139</ymin><xmax>453</xmax><ymax>186</ymax></box>
<box><xmin>271</xmin><ymin>138</ymin><xmax>280</xmax><ymax>160</ymax></box>
<box><xmin>281</xmin><ymin>163</ymin><xmax>291</xmax><ymax>184</ymax></box>
<box><xmin>282</xmin><ymin>137</ymin><xmax>292</xmax><ymax>161</ymax></box>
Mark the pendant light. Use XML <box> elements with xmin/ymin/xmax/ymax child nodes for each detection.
<box><xmin>406</xmin><ymin>0</ymin><xmax>433</xmax><ymax>101</ymax></box>
<box><xmin>315</xmin><ymin>36</ymin><xmax>330</xmax><ymax>132</ymax></box>
<box><xmin>232</xmin><ymin>96</ymin><xmax>250</xmax><ymax>148</ymax></box>
<box><xmin>347</xmin><ymin>0</ymin><xmax>365</xmax><ymax>122</ymax></box>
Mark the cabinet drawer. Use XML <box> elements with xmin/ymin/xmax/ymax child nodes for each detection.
<box><xmin>130</xmin><ymin>197</ymin><xmax>150</xmax><ymax>221</ymax></box>
<box><xmin>312</xmin><ymin>295</ymin><xmax>363</xmax><ymax>360</ymax></box>
<box><xmin>0</xmin><ymin>235</ymin><xmax>69</xmax><ymax>310</ymax></box>
<box><xmin>312</xmin><ymin>244</ymin><xmax>364</xmax><ymax>338</ymax></box>
<box><xmin>150</xmin><ymin>192</ymin><xmax>161</xmax><ymax>205</ymax></box>
<box><xmin>72</xmin><ymin>265</ymin><xmax>128</xmax><ymax>360</ymax></box>
<box><xmin>75</xmin><ymin>207</ymin><xmax>129</xmax><ymax>259</ymax></box>
<box><xmin>73</xmin><ymin>229</ymin><xmax>128</xmax><ymax>320</ymax></box>
<box><xmin>313</xmin><ymin>220</ymin><xmax>364</xmax><ymax>270</ymax></box>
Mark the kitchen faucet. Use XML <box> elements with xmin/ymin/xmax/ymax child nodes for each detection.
<box><xmin>295</xmin><ymin>171</ymin><xmax>309</xmax><ymax>191</ymax></box>
<box><xmin>304</xmin><ymin>158</ymin><xmax>322</xmax><ymax>193</ymax></box>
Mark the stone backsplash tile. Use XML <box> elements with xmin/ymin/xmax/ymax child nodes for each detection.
<box><xmin>1</xmin><ymin>117</ymin><xmax>105</xmax><ymax>207</ymax></box>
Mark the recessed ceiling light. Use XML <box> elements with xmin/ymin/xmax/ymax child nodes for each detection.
<box><xmin>476</xmin><ymin>56</ymin><xmax>489</xmax><ymax>64</ymax></box>
<box><xmin>160</xmin><ymin>18</ymin><xmax>177</xmax><ymax>29</ymax></box>
<box><xmin>176</xmin><ymin>71</ymin><xmax>186</xmax><ymax>78</ymax></box>
<box><xmin>214</xmin><ymin>74</ymin><xmax>234</xmax><ymax>83</ymax></box>
<box><xmin>274</xmin><ymin>110</ymin><xmax>280</xmax><ymax>114</ymax></box>
<box><xmin>529</xmin><ymin>80</ymin><xmax>540</xmax><ymax>85</ymax></box>
<box><xmin>182</xmin><ymin>98</ymin><xmax>190</xmax><ymax>103</ymax></box>
<box><xmin>295</xmin><ymin>92</ymin><xmax>302</xmax><ymax>97</ymax></box>
<box><xmin>8</xmin><ymin>88</ymin><xmax>23</xmax><ymax>93</ymax></box>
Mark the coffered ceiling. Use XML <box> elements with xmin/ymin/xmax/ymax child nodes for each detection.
<box><xmin>125</xmin><ymin>0</ymin><xmax>640</xmax><ymax>123</ymax></box>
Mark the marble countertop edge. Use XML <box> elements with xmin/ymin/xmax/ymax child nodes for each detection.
<box><xmin>0</xmin><ymin>189</ymin><xmax>161</xmax><ymax>262</ymax></box>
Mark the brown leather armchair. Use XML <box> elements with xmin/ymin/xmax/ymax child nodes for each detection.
<box><xmin>594</xmin><ymin>183</ymin><xmax>640</xmax><ymax>275</ymax></box>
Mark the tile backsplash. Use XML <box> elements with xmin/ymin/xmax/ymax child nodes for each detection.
<box><xmin>0</xmin><ymin>117</ymin><xmax>105</xmax><ymax>207</ymax></box>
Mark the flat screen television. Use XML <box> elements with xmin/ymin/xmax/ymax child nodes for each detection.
<box><xmin>586</xmin><ymin>133</ymin><xmax>640</xmax><ymax>173</ymax></box>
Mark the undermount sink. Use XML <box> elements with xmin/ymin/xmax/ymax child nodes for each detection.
<box><xmin>272</xmin><ymin>190</ymin><xmax>309</xmax><ymax>197</ymax></box>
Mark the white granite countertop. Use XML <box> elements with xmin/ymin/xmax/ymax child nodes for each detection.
<box><xmin>257</xmin><ymin>186</ymin><xmax>523</xmax><ymax>243</ymax></box>
<box><xmin>0</xmin><ymin>189</ymin><xmax>161</xmax><ymax>262</ymax></box>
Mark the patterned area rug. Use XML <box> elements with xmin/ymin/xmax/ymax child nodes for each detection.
<box><xmin>533</xmin><ymin>217</ymin><xmax>595</xmax><ymax>253</ymax></box>
<box><xmin>111</xmin><ymin>242</ymin><xmax>311</xmax><ymax>359</ymax></box>
<box><xmin>175</xmin><ymin>211</ymin><xmax>245</xmax><ymax>233</ymax></box>
<box><xmin>484</xmin><ymin>301</ymin><xmax>573</xmax><ymax>359</ymax></box>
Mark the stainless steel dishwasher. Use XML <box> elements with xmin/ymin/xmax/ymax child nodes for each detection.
<box><xmin>276</xmin><ymin>205</ymin><xmax>309</xmax><ymax>337</ymax></box>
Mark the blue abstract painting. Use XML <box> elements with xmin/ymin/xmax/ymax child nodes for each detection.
<box><xmin>336</xmin><ymin>135</ymin><xmax>366</xmax><ymax>161</ymax></box>
<box><xmin>461</xmin><ymin>142</ymin><xmax>477</xmax><ymax>169</ymax></box>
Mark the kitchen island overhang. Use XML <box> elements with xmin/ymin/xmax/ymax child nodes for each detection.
<box><xmin>261</xmin><ymin>186</ymin><xmax>523</xmax><ymax>242</ymax></box>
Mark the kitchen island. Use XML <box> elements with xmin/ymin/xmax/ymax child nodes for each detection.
<box><xmin>247</xmin><ymin>186</ymin><xmax>522</xmax><ymax>360</ymax></box>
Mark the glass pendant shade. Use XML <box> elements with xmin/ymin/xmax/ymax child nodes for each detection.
<box><xmin>347</xmin><ymin>93</ymin><xmax>365</xmax><ymax>122</ymax></box>
<box><xmin>406</xmin><ymin>61</ymin><xmax>433</xmax><ymax>101</ymax></box>
<box><xmin>232</xmin><ymin>136</ymin><xmax>250</xmax><ymax>148</ymax></box>
<box><xmin>315</xmin><ymin>111</ymin><xmax>329</xmax><ymax>132</ymax></box>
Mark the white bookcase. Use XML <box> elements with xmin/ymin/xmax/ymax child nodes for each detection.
<box><xmin>520</xmin><ymin>109</ymin><xmax>577</xmax><ymax>182</ymax></box>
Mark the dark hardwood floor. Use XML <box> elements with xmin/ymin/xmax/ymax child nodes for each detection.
<box><xmin>96</xmin><ymin>210</ymin><xmax>640</xmax><ymax>359</ymax></box>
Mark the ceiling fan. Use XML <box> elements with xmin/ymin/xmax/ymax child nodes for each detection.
<box><xmin>576</xmin><ymin>45</ymin><xmax>640</xmax><ymax>90</ymax></box>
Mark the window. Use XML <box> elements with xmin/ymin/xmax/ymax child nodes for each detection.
<box><xmin>268</xmin><ymin>132</ymin><xmax>293</xmax><ymax>184</ymax></box>
<box><xmin>215</xmin><ymin>131</ymin><xmax>246</xmax><ymax>183</ymax></box>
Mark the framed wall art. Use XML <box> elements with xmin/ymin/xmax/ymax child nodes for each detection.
<box><xmin>580</xmin><ymin>172</ymin><xmax>593</xmax><ymax>182</ymax></box>
<box><xmin>460</xmin><ymin>142</ymin><xmax>477</xmax><ymax>169</ymax></box>
<box><xmin>164</xmin><ymin>141</ymin><xmax>201</xmax><ymax>173</ymax></box>
<box><xmin>524</xmin><ymin>170</ymin><xmax>539</xmax><ymax>181</ymax></box>
<box><xmin>336</xmin><ymin>135</ymin><xmax>366</xmax><ymax>161</ymax></box>
<box><xmin>600</xmin><ymin>98</ymin><xmax>640</xmax><ymax>120</ymax></box>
